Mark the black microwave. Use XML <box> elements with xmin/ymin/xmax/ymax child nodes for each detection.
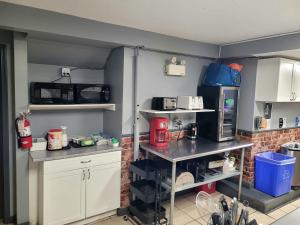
<box><xmin>30</xmin><ymin>82</ymin><xmax>111</xmax><ymax>104</ymax></box>
<box><xmin>30</xmin><ymin>82</ymin><xmax>74</xmax><ymax>104</ymax></box>
<box><xmin>74</xmin><ymin>84</ymin><xmax>111</xmax><ymax>103</ymax></box>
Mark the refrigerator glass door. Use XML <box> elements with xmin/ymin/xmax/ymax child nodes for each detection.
<box><xmin>220</xmin><ymin>88</ymin><xmax>239</xmax><ymax>140</ymax></box>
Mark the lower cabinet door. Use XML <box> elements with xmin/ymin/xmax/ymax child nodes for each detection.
<box><xmin>43</xmin><ymin>169</ymin><xmax>86</xmax><ymax>225</ymax></box>
<box><xmin>85</xmin><ymin>162</ymin><xmax>121</xmax><ymax>218</ymax></box>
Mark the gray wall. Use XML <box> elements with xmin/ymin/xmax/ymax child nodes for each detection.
<box><xmin>13</xmin><ymin>32</ymin><xmax>29</xmax><ymax>224</ymax></box>
<box><xmin>103</xmin><ymin>48</ymin><xmax>124</xmax><ymax>140</ymax></box>
<box><xmin>28</xmin><ymin>63</ymin><xmax>104</xmax><ymax>137</ymax></box>
<box><xmin>255</xmin><ymin>102</ymin><xmax>300</xmax><ymax>130</ymax></box>
<box><xmin>0</xmin><ymin>2</ymin><xmax>219</xmax><ymax>58</ymax></box>
<box><xmin>122</xmin><ymin>47</ymin><xmax>214</xmax><ymax>135</ymax></box>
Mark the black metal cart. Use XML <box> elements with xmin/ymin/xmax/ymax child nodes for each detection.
<box><xmin>124</xmin><ymin>159</ymin><xmax>169</xmax><ymax>225</ymax></box>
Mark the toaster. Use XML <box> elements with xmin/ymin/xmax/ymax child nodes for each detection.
<box><xmin>151</xmin><ymin>97</ymin><xmax>177</xmax><ymax>111</ymax></box>
<box><xmin>177</xmin><ymin>96</ymin><xmax>203</xmax><ymax>110</ymax></box>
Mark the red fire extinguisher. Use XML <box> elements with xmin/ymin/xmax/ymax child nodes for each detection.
<box><xmin>15</xmin><ymin>111</ymin><xmax>32</xmax><ymax>149</ymax></box>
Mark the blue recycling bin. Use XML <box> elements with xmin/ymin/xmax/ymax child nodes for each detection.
<box><xmin>255</xmin><ymin>152</ymin><xmax>296</xmax><ymax>197</ymax></box>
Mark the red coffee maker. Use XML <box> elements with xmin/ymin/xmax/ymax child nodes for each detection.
<box><xmin>150</xmin><ymin>117</ymin><xmax>170</xmax><ymax>147</ymax></box>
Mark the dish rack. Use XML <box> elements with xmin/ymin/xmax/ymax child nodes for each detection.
<box><xmin>124</xmin><ymin>159</ymin><xmax>170</xmax><ymax>225</ymax></box>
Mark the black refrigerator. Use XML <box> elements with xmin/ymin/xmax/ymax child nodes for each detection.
<box><xmin>197</xmin><ymin>86</ymin><xmax>239</xmax><ymax>142</ymax></box>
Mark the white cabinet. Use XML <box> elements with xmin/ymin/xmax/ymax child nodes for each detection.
<box><xmin>39</xmin><ymin>151</ymin><xmax>121</xmax><ymax>225</ymax></box>
<box><xmin>43</xmin><ymin>169</ymin><xmax>86</xmax><ymax>225</ymax></box>
<box><xmin>256</xmin><ymin>58</ymin><xmax>300</xmax><ymax>102</ymax></box>
<box><xmin>293</xmin><ymin>63</ymin><xmax>300</xmax><ymax>101</ymax></box>
<box><xmin>86</xmin><ymin>163</ymin><xmax>121</xmax><ymax>217</ymax></box>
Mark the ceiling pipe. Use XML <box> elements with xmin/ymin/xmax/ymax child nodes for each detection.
<box><xmin>133</xmin><ymin>46</ymin><xmax>144</xmax><ymax>160</ymax></box>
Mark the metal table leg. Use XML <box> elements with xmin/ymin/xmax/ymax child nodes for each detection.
<box><xmin>145</xmin><ymin>151</ymin><xmax>149</xmax><ymax>159</ymax></box>
<box><xmin>169</xmin><ymin>162</ymin><xmax>176</xmax><ymax>225</ymax></box>
<box><xmin>238</xmin><ymin>148</ymin><xmax>245</xmax><ymax>200</ymax></box>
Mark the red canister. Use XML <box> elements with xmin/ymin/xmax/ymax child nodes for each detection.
<box><xmin>47</xmin><ymin>129</ymin><xmax>63</xmax><ymax>150</ymax></box>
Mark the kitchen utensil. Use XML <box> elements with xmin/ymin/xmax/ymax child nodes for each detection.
<box><xmin>196</xmin><ymin>191</ymin><xmax>218</xmax><ymax>213</ymax></box>
<box><xmin>149</xmin><ymin>117</ymin><xmax>170</xmax><ymax>147</ymax></box>
<box><xmin>187</xmin><ymin>123</ymin><xmax>198</xmax><ymax>140</ymax></box>
<box><xmin>61</xmin><ymin>126</ymin><xmax>68</xmax><ymax>147</ymax></box>
<box><xmin>237</xmin><ymin>200</ymin><xmax>250</xmax><ymax>225</ymax></box>
<box><xmin>231</xmin><ymin>197</ymin><xmax>238</xmax><ymax>225</ymax></box>
<box><xmin>211</xmin><ymin>213</ymin><xmax>222</xmax><ymax>225</ymax></box>
<box><xmin>247</xmin><ymin>219</ymin><xmax>258</xmax><ymax>225</ymax></box>
<box><xmin>151</xmin><ymin>97</ymin><xmax>177</xmax><ymax>111</ymax></box>
<box><xmin>47</xmin><ymin>129</ymin><xmax>63</xmax><ymax>150</ymax></box>
<box><xmin>177</xmin><ymin>96</ymin><xmax>203</xmax><ymax>110</ymax></box>
<box><xmin>30</xmin><ymin>82</ymin><xmax>74</xmax><ymax>104</ymax></box>
<box><xmin>74</xmin><ymin>83</ymin><xmax>111</xmax><ymax>103</ymax></box>
<box><xmin>31</xmin><ymin>138</ymin><xmax>47</xmax><ymax>151</ymax></box>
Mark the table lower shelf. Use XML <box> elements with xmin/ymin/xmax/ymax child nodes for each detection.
<box><xmin>163</xmin><ymin>170</ymin><xmax>241</xmax><ymax>192</ymax></box>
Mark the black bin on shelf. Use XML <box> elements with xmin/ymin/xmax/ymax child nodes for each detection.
<box><xmin>130</xmin><ymin>159</ymin><xmax>170</xmax><ymax>180</ymax></box>
<box><xmin>130</xmin><ymin>180</ymin><xmax>168</xmax><ymax>204</ymax></box>
<box><xmin>129</xmin><ymin>200</ymin><xmax>166</xmax><ymax>225</ymax></box>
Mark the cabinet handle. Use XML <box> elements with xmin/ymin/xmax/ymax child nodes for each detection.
<box><xmin>82</xmin><ymin>170</ymin><xmax>86</xmax><ymax>181</ymax></box>
<box><xmin>81</xmin><ymin>160</ymin><xmax>91</xmax><ymax>164</ymax></box>
<box><xmin>291</xmin><ymin>92</ymin><xmax>295</xmax><ymax>101</ymax></box>
<box><xmin>295</xmin><ymin>92</ymin><xmax>297</xmax><ymax>101</ymax></box>
<box><xmin>88</xmin><ymin>169</ymin><xmax>91</xmax><ymax>179</ymax></box>
<box><xmin>293</xmin><ymin>92</ymin><xmax>296</xmax><ymax>101</ymax></box>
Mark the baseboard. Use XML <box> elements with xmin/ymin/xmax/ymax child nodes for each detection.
<box><xmin>69</xmin><ymin>210</ymin><xmax>116</xmax><ymax>225</ymax></box>
<box><xmin>2</xmin><ymin>215</ymin><xmax>15</xmax><ymax>224</ymax></box>
<box><xmin>18</xmin><ymin>222</ymin><xmax>30</xmax><ymax>225</ymax></box>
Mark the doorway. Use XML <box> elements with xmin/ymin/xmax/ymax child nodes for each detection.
<box><xmin>0</xmin><ymin>45</ymin><xmax>4</xmax><ymax>221</ymax></box>
<box><xmin>0</xmin><ymin>44</ymin><xmax>11</xmax><ymax>223</ymax></box>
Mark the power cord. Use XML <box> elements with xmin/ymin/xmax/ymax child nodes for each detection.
<box><xmin>51</xmin><ymin>76</ymin><xmax>72</xmax><ymax>84</ymax></box>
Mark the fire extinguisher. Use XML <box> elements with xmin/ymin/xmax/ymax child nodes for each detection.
<box><xmin>15</xmin><ymin>111</ymin><xmax>32</xmax><ymax>149</ymax></box>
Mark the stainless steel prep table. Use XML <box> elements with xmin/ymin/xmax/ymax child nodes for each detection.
<box><xmin>140</xmin><ymin>138</ymin><xmax>253</xmax><ymax>225</ymax></box>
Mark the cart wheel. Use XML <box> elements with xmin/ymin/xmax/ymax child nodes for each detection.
<box><xmin>123</xmin><ymin>215</ymin><xmax>129</xmax><ymax>221</ymax></box>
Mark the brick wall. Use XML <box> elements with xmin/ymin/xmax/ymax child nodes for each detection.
<box><xmin>238</xmin><ymin>128</ymin><xmax>300</xmax><ymax>184</ymax></box>
<box><xmin>120</xmin><ymin>130</ymin><xmax>187</xmax><ymax>208</ymax></box>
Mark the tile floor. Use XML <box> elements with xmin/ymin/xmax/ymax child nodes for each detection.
<box><xmin>1</xmin><ymin>192</ymin><xmax>298</xmax><ymax>225</ymax></box>
<box><xmin>91</xmin><ymin>191</ymin><xmax>300</xmax><ymax>225</ymax></box>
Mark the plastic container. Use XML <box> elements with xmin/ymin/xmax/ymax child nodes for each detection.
<box><xmin>130</xmin><ymin>159</ymin><xmax>170</xmax><ymax>180</ymax></box>
<box><xmin>255</xmin><ymin>152</ymin><xmax>296</xmax><ymax>197</ymax></box>
<box><xmin>47</xmin><ymin>129</ymin><xmax>63</xmax><ymax>150</ymax></box>
<box><xmin>130</xmin><ymin>180</ymin><xmax>168</xmax><ymax>204</ymax></box>
<box><xmin>129</xmin><ymin>200</ymin><xmax>166</xmax><ymax>224</ymax></box>
<box><xmin>61</xmin><ymin>126</ymin><xmax>68</xmax><ymax>147</ymax></box>
<box><xmin>196</xmin><ymin>182</ymin><xmax>216</xmax><ymax>194</ymax></box>
<box><xmin>31</xmin><ymin>138</ymin><xmax>47</xmax><ymax>151</ymax></box>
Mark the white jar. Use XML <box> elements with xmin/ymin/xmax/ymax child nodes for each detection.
<box><xmin>61</xmin><ymin>126</ymin><xmax>68</xmax><ymax>147</ymax></box>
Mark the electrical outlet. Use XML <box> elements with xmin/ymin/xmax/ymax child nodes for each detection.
<box><xmin>279</xmin><ymin>117</ymin><xmax>287</xmax><ymax>128</ymax></box>
<box><xmin>61</xmin><ymin>67</ymin><xmax>71</xmax><ymax>77</ymax></box>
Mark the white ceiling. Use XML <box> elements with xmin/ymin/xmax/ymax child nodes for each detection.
<box><xmin>3</xmin><ymin>0</ymin><xmax>300</xmax><ymax>45</ymax></box>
